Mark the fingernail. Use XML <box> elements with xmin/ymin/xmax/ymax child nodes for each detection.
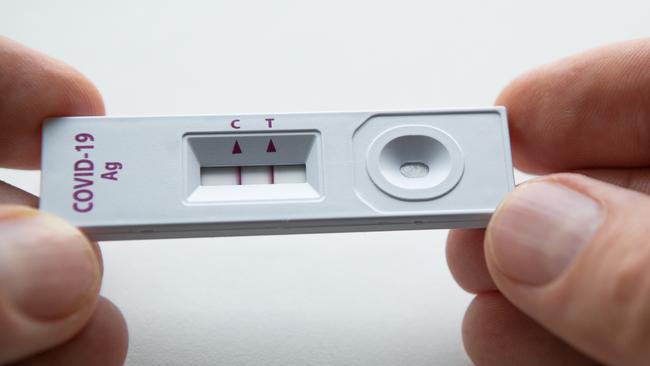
<box><xmin>487</xmin><ymin>181</ymin><xmax>602</xmax><ymax>285</ymax></box>
<box><xmin>0</xmin><ymin>210</ymin><xmax>100</xmax><ymax>320</ymax></box>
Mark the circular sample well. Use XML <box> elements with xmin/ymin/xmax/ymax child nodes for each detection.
<box><xmin>367</xmin><ymin>126</ymin><xmax>464</xmax><ymax>200</ymax></box>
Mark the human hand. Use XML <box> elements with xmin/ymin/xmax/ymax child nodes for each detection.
<box><xmin>446</xmin><ymin>38</ymin><xmax>650</xmax><ymax>366</ymax></box>
<box><xmin>0</xmin><ymin>37</ymin><xmax>127</xmax><ymax>365</ymax></box>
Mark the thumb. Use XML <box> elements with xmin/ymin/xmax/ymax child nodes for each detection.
<box><xmin>0</xmin><ymin>205</ymin><xmax>101</xmax><ymax>364</ymax></box>
<box><xmin>484</xmin><ymin>173</ymin><xmax>650</xmax><ymax>366</ymax></box>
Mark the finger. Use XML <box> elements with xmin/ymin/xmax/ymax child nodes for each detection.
<box><xmin>498</xmin><ymin>38</ymin><xmax>650</xmax><ymax>173</ymax></box>
<box><xmin>447</xmin><ymin>168</ymin><xmax>650</xmax><ymax>293</ymax></box>
<box><xmin>0</xmin><ymin>180</ymin><xmax>104</xmax><ymax>274</ymax></box>
<box><xmin>446</xmin><ymin>168</ymin><xmax>650</xmax><ymax>293</ymax></box>
<box><xmin>0</xmin><ymin>181</ymin><xmax>37</xmax><ymax>207</ymax></box>
<box><xmin>462</xmin><ymin>292</ymin><xmax>595</xmax><ymax>366</ymax></box>
<box><xmin>12</xmin><ymin>297</ymin><xmax>128</xmax><ymax>366</ymax></box>
<box><xmin>484</xmin><ymin>173</ymin><xmax>650</xmax><ymax>366</ymax></box>
<box><xmin>0</xmin><ymin>206</ymin><xmax>101</xmax><ymax>364</ymax></box>
<box><xmin>575</xmin><ymin>168</ymin><xmax>650</xmax><ymax>195</ymax></box>
<box><xmin>0</xmin><ymin>183</ymin><xmax>104</xmax><ymax>275</ymax></box>
<box><xmin>0</xmin><ymin>36</ymin><xmax>104</xmax><ymax>169</ymax></box>
<box><xmin>446</xmin><ymin>229</ymin><xmax>496</xmax><ymax>293</ymax></box>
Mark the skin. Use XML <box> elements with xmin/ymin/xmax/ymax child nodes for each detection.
<box><xmin>448</xmin><ymin>38</ymin><xmax>650</xmax><ymax>365</ymax></box>
<box><xmin>0</xmin><ymin>37</ymin><xmax>127</xmax><ymax>365</ymax></box>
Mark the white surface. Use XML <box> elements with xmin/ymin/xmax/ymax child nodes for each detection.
<box><xmin>1</xmin><ymin>1</ymin><xmax>649</xmax><ymax>365</ymax></box>
<box><xmin>274</xmin><ymin>165</ymin><xmax>306</xmax><ymax>184</ymax></box>
<box><xmin>202</xmin><ymin>167</ymin><xmax>240</xmax><ymax>186</ymax></box>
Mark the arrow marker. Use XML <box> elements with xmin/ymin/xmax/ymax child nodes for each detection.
<box><xmin>266</xmin><ymin>139</ymin><xmax>276</xmax><ymax>153</ymax></box>
<box><xmin>232</xmin><ymin>140</ymin><xmax>242</xmax><ymax>154</ymax></box>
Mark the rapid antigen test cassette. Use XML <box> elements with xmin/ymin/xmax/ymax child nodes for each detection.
<box><xmin>40</xmin><ymin>108</ymin><xmax>514</xmax><ymax>241</ymax></box>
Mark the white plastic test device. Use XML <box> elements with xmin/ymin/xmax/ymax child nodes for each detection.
<box><xmin>40</xmin><ymin>108</ymin><xmax>514</xmax><ymax>241</ymax></box>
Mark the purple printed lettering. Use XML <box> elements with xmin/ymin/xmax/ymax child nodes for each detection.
<box><xmin>72</xmin><ymin>133</ymin><xmax>96</xmax><ymax>213</ymax></box>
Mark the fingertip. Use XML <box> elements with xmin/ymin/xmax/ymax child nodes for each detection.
<box><xmin>462</xmin><ymin>293</ymin><xmax>594</xmax><ymax>366</ymax></box>
<box><xmin>496</xmin><ymin>38</ymin><xmax>650</xmax><ymax>174</ymax></box>
<box><xmin>495</xmin><ymin>65</ymin><xmax>561</xmax><ymax>174</ymax></box>
<box><xmin>14</xmin><ymin>297</ymin><xmax>129</xmax><ymax>366</ymax></box>
<box><xmin>462</xmin><ymin>292</ymin><xmax>509</xmax><ymax>366</ymax></box>
<box><xmin>50</xmin><ymin>58</ymin><xmax>105</xmax><ymax>116</ymax></box>
<box><xmin>69</xmin><ymin>297</ymin><xmax>129</xmax><ymax>366</ymax></box>
<box><xmin>0</xmin><ymin>205</ymin><xmax>102</xmax><ymax>364</ymax></box>
<box><xmin>0</xmin><ymin>36</ymin><xmax>105</xmax><ymax>169</ymax></box>
<box><xmin>0</xmin><ymin>208</ymin><xmax>101</xmax><ymax>321</ymax></box>
<box><xmin>0</xmin><ymin>36</ymin><xmax>105</xmax><ymax>114</ymax></box>
<box><xmin>446</xmin><ymin>229</ymin><xmax>496</xmax><ymax>293</ymax></box>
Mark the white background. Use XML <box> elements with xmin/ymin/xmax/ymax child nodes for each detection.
<box><xmin>1</xmin><ymin>1</ymin><xmax>648</xmax><ymax>365</ymax></box>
